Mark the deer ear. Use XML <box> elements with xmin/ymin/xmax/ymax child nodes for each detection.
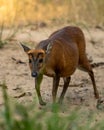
<box><xmin>20</xmin><ymin>42</ymin><xmax>30</xmax><ymax>53</ymax></box>
<box><xmin>46</xmin><ymin>42</ymin><xmax>53</xmax><ymax>54</ymax></box>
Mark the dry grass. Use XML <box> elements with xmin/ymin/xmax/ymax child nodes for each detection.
<box><xmin>0</xmin><ymin>0</ymin><xmax>104</xmax><ymax>26</ymax></box>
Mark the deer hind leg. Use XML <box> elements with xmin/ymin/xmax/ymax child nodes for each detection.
<box><xmin>52</xmin><ymin>75</ymin><xmax>60</xmax><ymax>103</ymax></box>
<box><xmin>79</xmin><ymin>55</ymin><xmax>99</xmax><ymax>99</ymax></box>
<box><xmin>58</xmin><ymin>77</ymin><xmax>71</xmax><ymax>104</ymax></box>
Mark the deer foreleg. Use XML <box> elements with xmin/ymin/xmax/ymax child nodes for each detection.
<box><xmin>52</xmin><ymin>75</ymin><xmax>60</xmax><ymax>103</ymax></box>
<box><xmin>58</xmin><ymin>77</ymin><xmax>71</xmax><ymax>104</ymax></box>
<box><xmin>35</xmin><ymin>74</ymin><xmax>46</xmax><ymax>105</ymax></box>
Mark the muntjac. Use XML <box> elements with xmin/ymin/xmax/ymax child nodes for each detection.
<box><xmin>21</xmin><ymin>26</ymin><xmax>99</xmax><ymax>105</ymax></box>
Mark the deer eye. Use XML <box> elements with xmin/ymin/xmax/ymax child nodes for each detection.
<box><xmin>29</xmin><ymin>59</ymin><xmax>32</xmax><ymax>63</ymax></box>
<box><xmin>39</xmin><ymin>59</ymin><xmax>43</xmax><ymax>63</ymax></box>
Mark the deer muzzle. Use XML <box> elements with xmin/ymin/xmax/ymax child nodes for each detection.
<box><xmin>31</xmin><ymin>72</ymin><xmax>38</xmax><ymax>77</ymax></box>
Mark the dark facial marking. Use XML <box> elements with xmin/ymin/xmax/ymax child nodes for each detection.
<box><xmin>29</xmin><ymin>53</ymin><xmax>44</xmax><ymax>67</ymax></box>
<box><xmin>29</xmin><ymin>59</ymin><xmax>32</xmax><ymax>63</ymax></box>
<box><xmin>39</xmin><ymin>58</ymin><xmax>43</xmax><ymax>63</ymax></box>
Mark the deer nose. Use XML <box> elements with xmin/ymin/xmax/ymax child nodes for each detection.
<box><xmin>31</xmin><ymin>72</ymin><xmax>38</xmax><ymax>77</ymax></box>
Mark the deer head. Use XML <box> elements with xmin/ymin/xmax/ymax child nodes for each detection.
<box><xmin>20</xmin><ymin>43</ymin><xmax>46</xmax><ymax>77</ymax></box>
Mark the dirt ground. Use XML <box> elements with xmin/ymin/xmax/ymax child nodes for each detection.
<box><xmin>0</xmin><ymin>25</ymin><xmax>104</xmax><ymax>121</ymax></box>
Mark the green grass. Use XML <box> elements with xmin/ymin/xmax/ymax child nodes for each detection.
<box><xmin>0</xmin><ymin>82</ymin><xmax>104</xmax><ymax>130</ymax></box>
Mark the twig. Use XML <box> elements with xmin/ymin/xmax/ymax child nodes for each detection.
<box><xmin>0</xmin><ymin>83</ymin><xmax>8</xmax><ymax>89</ymax></box>
<box><xmin>11</xmin><ymin>57</ymin><xmax>26</xmax><ymax>64</ymax></box>
<box><xmin>14</xmin><ymin>92</ymin><xmax>26</xmax><ymax>98</ymax></box>
<box><xmin>91</xmin><ymin>62</ymin><xmax>104</xmax><ymax>68</ymax></box>
<box><xmin>59</xmin><ymin>82</ymin><xmax>84</xmax><ymax>88</ymax></box>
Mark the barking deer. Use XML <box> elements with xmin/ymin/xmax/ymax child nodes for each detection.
<box><xmin>21</xmin><ymin>26</ymin><xmax>99</xmax><ymax>105</ymax></box>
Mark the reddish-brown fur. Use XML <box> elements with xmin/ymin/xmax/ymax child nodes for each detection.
<box><xmin>21</xmin><ymin>26</ymin><xmax>99</xmax><ymax>105</ymax></box>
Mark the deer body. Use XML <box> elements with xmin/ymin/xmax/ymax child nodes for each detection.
<box><xmin>21</xmin><ymin>26</ymin><xmax>99</xmax><ymax>105</ymax></box>
<box><xmin>37</xmin><ymin>39</ymin><xmax>79</xmax><ymax>77</ymax></box>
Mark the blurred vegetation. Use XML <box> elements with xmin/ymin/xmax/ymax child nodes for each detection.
<box><xmin>0</xmin><ymin>21</ymin><xmax>19</xmax><ymax>48</ymax></box>
<box><xmin>0</xmin><ymin>82</ymin><xmax>104</xmax><ymax>130</ymax></box>
<box><xmin>0</xmin><ymin>0</ymin><xmax>104</xmax><ymax>27</ymax></box>
<box><xmin>0</xmin><ymin>22</ymin><xmax>8</xmax><ymax>48</ymax></box>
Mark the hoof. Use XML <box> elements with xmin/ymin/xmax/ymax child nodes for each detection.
<box><xmin>95</xmin><ymin>92</ymin><xmax>99</xmax><ymax>99</ymax></box>
<box><xmin>39</xmin><ymin>101</ymin><xmax>46</xmax><ymax>106</ymax></box>
<box><xmin>58</xmin><ymin>100</ymin><xmax>63</xmax><ymax>105</ymax></box>
<box><xmin>96</xmin><ymin>97</ymin><xmax>104</xmax><ymax>110</ymax></box>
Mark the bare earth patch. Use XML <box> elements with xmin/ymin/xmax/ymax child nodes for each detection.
<box><xmin>0</xmin><ymin>25</ymin><xmax>104</xmax><ymax>121</ymax></box>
